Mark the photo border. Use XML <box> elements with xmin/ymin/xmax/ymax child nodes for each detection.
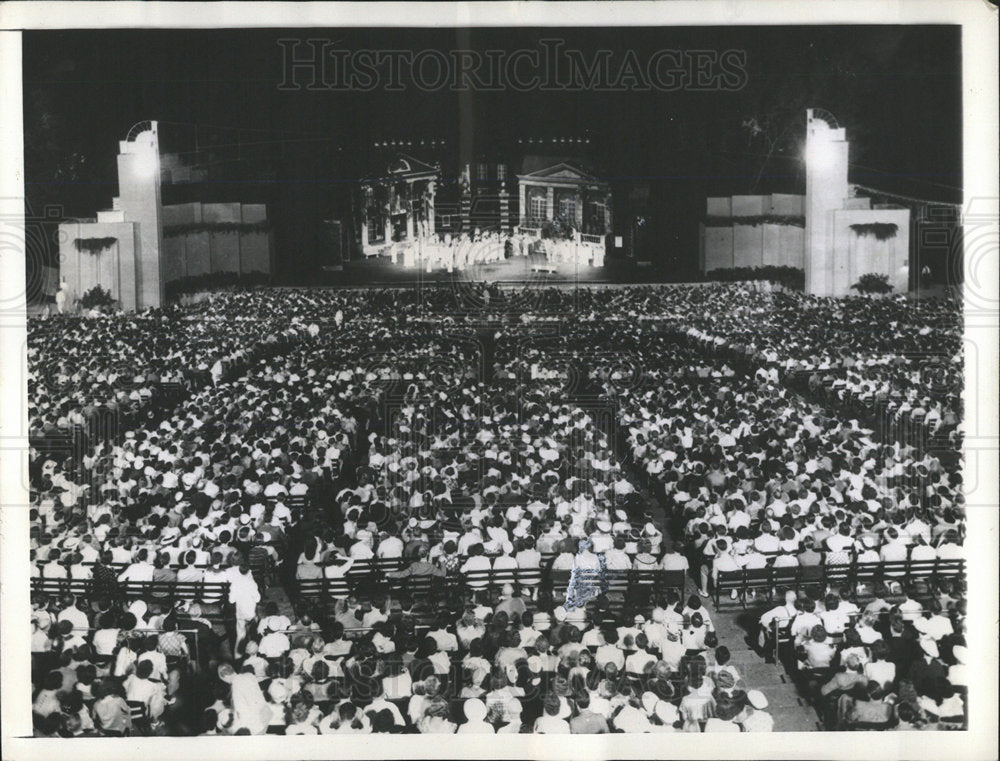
<box><xmin>1</xmin><ymin>3</ymin><xmax>996</xmax><ymax>760</ymax></box>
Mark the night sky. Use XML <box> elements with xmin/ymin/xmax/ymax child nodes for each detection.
<box><xmin>23</xmin><ymin>26</ymin><xmax>962</xmax><ymax>283</ymax></box>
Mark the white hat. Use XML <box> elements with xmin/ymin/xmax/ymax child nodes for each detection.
<box><xmin>634</xmin><ymin>614</ymin><xmax>646</xmax><ymax>625</ymax></box>
<box><xmin>553</xmin><ymin>606</ymin><xmax>568</xmax><ymax>622</ymax></box>
<box><xmin>526</xmin><ymin>655</ymin><xmax>542</xmax><ymax>674</ymax></box>
<box><xmin>463</xmin><ymin>698</ymin><xmax>487</xmax><ymax>721</ymax></box>
<box><xmin>746</xmin><ymin>690</ymin><xmax>768</xmax><ymax>710</ymax></box>
<box><xmin>596</xmin><ymin>520</ymin><xmax>612</xmax><ymax>533</ymax></box>
<box><xmin>268</xmin><ymin>680</ymin><xmax>289</xmax><ymax>702</ymax></box>
<box><xmin>920</xmin><ymin>638</ymin><xmax>939</xmax><ymax>658</ymax></box>
<box><xmin>644</xmin><ymin>522</ymin><xmax>658</xmax><ymax>536</ymax></box>
<box><xmin>159</xmin><ymin>527</ymin><xmax>180</xmax><ymax>544</ymax></box>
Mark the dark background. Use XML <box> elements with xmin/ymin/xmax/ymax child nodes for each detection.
<box><xmin>23</xmin><ymin>26</ymin><xmax>962</xmax><ymax>286</ymax></box>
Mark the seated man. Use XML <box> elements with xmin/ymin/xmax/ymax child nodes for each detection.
<box><xmin>758</xmin><ymin>590</ymin><xmax>798</xmax><ymax>655</ymax></box>
<box><xmin>797</xmin><ymin>624</ymin><xmax>836</xmax><ymax>675</ymax></box>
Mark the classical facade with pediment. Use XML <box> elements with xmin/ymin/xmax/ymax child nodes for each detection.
<box><xmin>359</xmin><ymin>153</ymin><xmax>439</xmax><ymax>256</ymax></box>
<box><xmin>516</xmin><ymin>161</ymin><xmax>612</xmax><ymax>237</ymax></box>
<box><xmin>356</xmin><ymin>144</ymin><xmax>615</xmax><ymax>257</ymax></box>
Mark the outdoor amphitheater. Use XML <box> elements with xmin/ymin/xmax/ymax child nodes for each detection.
<box><xmin>14</xmin><ymin>19</ymin><xmax>988</xmax><ymax>744</ymax></box>
<box><xmin>26</xmin><ymin>281</ymin><xmax>968</xmax><ymax>736</ymax></box>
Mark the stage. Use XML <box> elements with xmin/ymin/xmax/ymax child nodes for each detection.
<box><xmin>317</xmin><ymin>252</ymin><xmax>667</xmax><ymax>287</ymax></box>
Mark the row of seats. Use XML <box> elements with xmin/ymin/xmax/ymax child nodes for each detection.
<box><xmin>296</xmin><ymin>568</ymin><xmax>687</xmax><ymax>618</ymax></box>
<box><xmin>31</xmin><ymin>578</ymin><xmax>232</xmax><ymax>618</ymax></box>
<box><xmin>713</xmin><ymin>559</ymin><xmax>966</xmax><ymax>609</ymax></box>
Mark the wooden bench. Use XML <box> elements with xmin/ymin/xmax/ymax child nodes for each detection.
<box><xmin>296</xmin><ymin>567</ymin><xmax>690</xmax><ymax>622</ymax></box>
<box><xmin>713</xmin><ymin>558</ymin><xmax>966</xmax><ymax>609</ymax></box>
<box><xmin>30</xmin><ymin>578</ymin><xmax>234</xmax><ymax>622</ymax></box>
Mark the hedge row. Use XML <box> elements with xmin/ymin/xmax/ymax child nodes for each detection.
<box><xmin>704</xmin><ymin>266</ymin><xmax>805</xmax><ymax>290</ymax></box>
<box><xmin>164</xmin><ymin>271</ymin><xmax>271</xmax><ymax>300</ymax></box>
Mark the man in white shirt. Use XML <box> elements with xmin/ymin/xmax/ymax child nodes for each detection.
<box><xmin>624</xmin><ymin>634</ymin><xmax>658</xmax><ymax>676</ymax></box>
<box><xmin>57</xmin><ymin>597</ymin><xmax>90</xmax><ymax>632</ymax></box>
<box><xmin>758</xmin><ymin>590</ymin><xmax>798</xmax><ymax>651</ymax></box>
<box><xmin>349</xmin><ymin>533</ymin><xmax>375</xmax><ymax>559</ymax></box>
<box><xmin>704</xmin><ymin>539</ymin><xmax>740</xmax><ymax>598</ymax></box>
<box><xmin>935</xmin><ymin>532</ymin><xmax>963</xmax><ymax>560</ymax></box>
<box><xmin>879</xmin><ymin>528</ymin><xmax>909</xmax><ymax>563</ymax></box>
<box><xmin>202</xmin><ymin>557</ymin><xmax>231</xmax><ymax>603</ymax></box>
<box><xmin>460</xmin><ymin>545</ymin><xmax>492</xmax><ymax>589</ymax></box>
<box><xmin>118</xmin><ymin>550</ymin><xmax>155</xmax><ymax>583</ymax></box>
<box><xmin>375</xmin><ymin>532</ymin><xmax>404</xmax><ymax>559</ymax></box>
<box><xmin>660</xmin><ymin>545</ymin><xmax>690</xmax><ymax>573</ymax></box>
<box><xmin>228</xmin><ymin>562</ymin><xmax>261</xmax><ymax>653</ymax></box>
<box><xmin>124</xmin><ymin>660</ymin><xmax>166</xmax><ymax>721</ymax></box>
<box><xmin>595</xmin><ymin>629</ymin><xmax>625</xmax><ymax>671</ymax></box>
<box><xmin>909</xmin><ymin>534</ymin><xmax>937</xmax><ymax>562</ymax></box>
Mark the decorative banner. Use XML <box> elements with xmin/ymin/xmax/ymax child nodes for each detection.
<box><xmin>849</xmin><ymin>222</ymin><xmax>899</xmax><ymax>241</ymax></box>
<box><xmin>73</xmin><ymin>237</ymin><xmax>117</xmax><ymax>254</ymax></box>
<box><xmin>705</xmin><ymin>214</ymin><xmax>805</xmax><ymax>228</ymax></box>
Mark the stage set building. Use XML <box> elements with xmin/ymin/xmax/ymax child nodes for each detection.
<box><xmin>356</xmin><ymin>138</ymin><xmax>614</xmax><ymax>258</ymax></box>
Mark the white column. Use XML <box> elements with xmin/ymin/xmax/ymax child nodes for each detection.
<box><xmin>804</xmin><ymin>109</ymin><xmax>849</xmax><ymax>297</ymax></box>
<box><xmin>117</xmin><ymin>123</ymin><xmax>164</xmax><ymax>309</ymax></box>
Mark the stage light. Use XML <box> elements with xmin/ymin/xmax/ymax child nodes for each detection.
<box><xmin>805</xmin><ymin>138</ymin><xmax>837</xmax><ymax>174</ymax></box>
<box><xmin>131</xmin><ymin>149</ymin><xmax>160</xmax><ymax>180</ymax></box>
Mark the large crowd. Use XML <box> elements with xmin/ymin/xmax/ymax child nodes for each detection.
<box><xmin>27</xmin><ymin>283</ymin><xmax>966</xmax><ymax>736</ymax></box>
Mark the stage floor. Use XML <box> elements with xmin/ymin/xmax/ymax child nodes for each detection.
<box><xmin>318</xmin><ymin>253</ymin><xmax>667</xmax><ymax>286</ymax></box>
